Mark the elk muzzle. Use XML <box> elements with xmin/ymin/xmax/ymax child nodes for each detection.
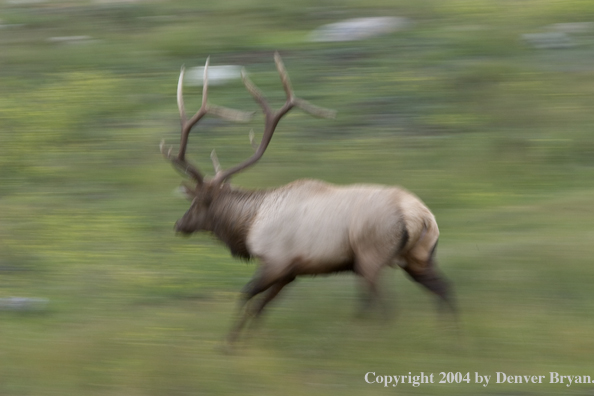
<box><xmin>174</xmin><ymin>218</ymin><xmax>195</xmax><ymax>236</ymax></box>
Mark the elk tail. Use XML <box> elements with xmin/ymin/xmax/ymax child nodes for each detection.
<box><xmin>418</xmin><ymin>220</ymin><xmax>429</xmax><ymax>245</ymax></box>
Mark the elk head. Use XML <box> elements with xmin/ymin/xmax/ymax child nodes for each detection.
<box><xmin>161</xmin><ymin>53</ymin><xmax>336</xmax><ymax>235</ymax></box>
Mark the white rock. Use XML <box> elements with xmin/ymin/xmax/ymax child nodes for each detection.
<box><xmin>309</xmin><ymin>17</ymin><xmax>411</xmax><ymax>42</ymax></box>
<box><xmin>185</xmin><ymin>65</ymin><xmax>242</xmax><ymax>87</ymax></box>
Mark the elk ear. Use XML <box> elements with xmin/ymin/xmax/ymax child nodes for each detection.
<box><xmin>178</xmin><ymin>182</ymin><xmax>197</xmax><ymax>200</ymax></box>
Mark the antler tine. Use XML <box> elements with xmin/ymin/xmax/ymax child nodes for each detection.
<box><xmin>211</xmin><ymin>53</ymin><xmax>336</xmax><ymax>184</ymax></box>
<box><xmin>240</xmin><ymin>67</ymin><xmax>271</xmax><ymax>115</ymax></box>
<box><xmin>293</xmin><ymin>97</ymin><xmax>337</xmax><ymax>119</ymax></box>
<box><xmin>208</xmin><ymin>105</ymin><xmax>254</xmax><ymax>122</ymax></box>
<box><xmin>201</xmin><ymin>56</ymin><xmax>210</xmax><ymax>110</ymax></box>
<box><xmin>210</xmin><ymin>149</ymin><xmax>221</xmax><ymax>174</ymax></box>
<box><xmin>160</xmin><ymin>139</ymin><xmax>204</xmax><ymax>183</ymax></box>
<box><xmin>274</xmin><ymin>52</ymin><xmax>293</xmax><ymax>102</ymax></box>
<box><xmin>248</xmin><ymin>129</ymin><xmax>258</xmax><ymax>151</ymax></box>
<box><xmin>177</xmin><ymin>66</ymin><xmax>187</xmax><ymax>123</ymax></box>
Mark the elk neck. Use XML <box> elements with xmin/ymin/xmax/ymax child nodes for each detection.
<box><xmin>206</xmin><ymin>185</ymin><xmax>271</xmax><ymax>260</ymax></box>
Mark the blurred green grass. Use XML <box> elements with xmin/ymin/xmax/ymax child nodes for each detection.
<box><xmin>2</xmin><ymin>0</ymin><xmax>594</xmax><ymax>395</ymax></box>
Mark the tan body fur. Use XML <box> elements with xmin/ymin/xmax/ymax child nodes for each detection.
<box><xmin>247</xmin><ymin>179</ymin><xmax>437</xmax><ymax>278</ymax></box>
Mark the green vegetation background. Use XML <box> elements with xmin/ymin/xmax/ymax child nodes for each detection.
<box><xmin>1</xmin><ymin>0</ymin><xmax>594</xmax><ymax>394</ymax></box>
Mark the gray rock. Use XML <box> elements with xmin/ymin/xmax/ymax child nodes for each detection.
<box><xmin>0</xmin><ymin>297</ymin><xmax>49</xmax><ymax>311</ymax></box>
<box><xmin>47</xmin><ymin>36</ymin><xmax>95</xmax><ymax>44</ymax></box>
<box><xmin>550</xmin><ymin>22</ymin><xmax>594</xmax><ymax>34</ymax></box>
<box><xmin>522</xmin><ymin>32</ymin><xmax>574</xmax><ymax>49</ymax></box>
<box><xmin>6</xmin><ymin>0</ymin><xmax>46</xmax><ymax>4</ymax></box>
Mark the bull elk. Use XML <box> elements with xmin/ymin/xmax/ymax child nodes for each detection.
<box><xmin>161</xmin><ymin>53</ymin><xmax>454</xmax><ymax>344</ymax></box>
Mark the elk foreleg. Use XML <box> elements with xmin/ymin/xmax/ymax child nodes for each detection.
<box><xmin>228</xmin><ymin>269</ymin><xmax>293</xmax><ymax>344</ymax></box>
<box><xmin>253</xmin><ymin>276</ymin><xmax>295</xmax><ymax>318</ymax></box>
<box><xmin>228</xmin><ymin>277</ymin><xmax>271</xmax><ymax>344</ymax></box>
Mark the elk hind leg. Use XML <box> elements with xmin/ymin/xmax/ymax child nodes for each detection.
<box><xmin>354</xmin><ymin>253</ymin><xmax>392</xmax><ymax>319</ymax></box>
<box><xmin>403</xmin><ymin>242</ymin><xmax>455</xmax><ymax>313</ymax></box>
<box><xmin>353</xmin><ymin>225</ymin><xmax>410</xmax><ymax>319</ymax></box>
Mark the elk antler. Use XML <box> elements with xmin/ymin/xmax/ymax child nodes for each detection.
<box><xmin>161</xmin><ymin>57</ymin><xmax>253</xmax><ymax>185</ymax></box>
<box><xmin>211</xmin><ymin>52</ymin><xmax>336</xmax><ymax>184</ymax></box>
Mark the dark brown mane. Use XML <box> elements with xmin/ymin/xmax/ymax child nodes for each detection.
<box><xmin>208</xmin><ymin>187</ymin><xmax>270</xmax><ymax>260</ymax></box>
